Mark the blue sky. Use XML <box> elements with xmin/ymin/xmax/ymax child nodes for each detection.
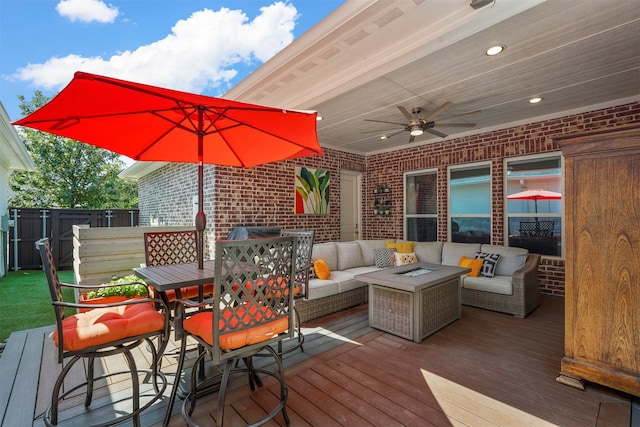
<box><xmin>0</xmin><ymin>0</ymin><xmax>344</xmax><ymax>122</ymax></box>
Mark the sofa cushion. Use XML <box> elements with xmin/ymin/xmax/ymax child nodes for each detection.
<box><xmin>413</xmin><ymin>241</ymin><xmax>443</xmax><ymax>264</ymax></box>
<box><xmin>337</xmin><ymin>266</ymin><xmax>377</xmax><ymax>292</ymax></box>
<box><xmin>312</xmin><ymin>242</ymin><xmax>338</xmax><ymax>271</ymax></box>
<box><xmin>463</xmin><ymin>275</ymin><xmax>512</xmax><ymax>295</ymax></box>
<box><xmin>336</xmin><ymin>242</ymin><xmax>364</xmax><ymax>270</ymax></box>
<box><xmin>475</xmin><ymin>252</ymin><xmax>501</xmax><ymax>278</ymax></box>
<box><xmin>373</xmin><ymin>248</ymin><xmax>396</xmax><ymax>268</ymax></box>
<box><xmin>480</xmin><ymin>244</ymin><xmax>528</xmax><ymax>276</ymax></box>
<box><xmin>356</xmin><ymin>240</ymin><xmax>389</xmax><ymax>265</ymax></box>
<box><xmin>307</xmin><ymin>278</ymin><xmax>339</xmax><ymax>299</ymax></box>
<box><xmin>441</xmin><ymin>242</ymin><xmax>482</xmax><ymax>266</ymax></box>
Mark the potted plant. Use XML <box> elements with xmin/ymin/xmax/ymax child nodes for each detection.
<box><xmin>79</xmin><ymin>275</ymin><xmax>148</xmax><ymax>312</ymax></box>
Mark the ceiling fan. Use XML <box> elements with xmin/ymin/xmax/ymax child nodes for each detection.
<box><xmin>364</xmin><ymin>102</ymin><xmax>480</xmax><ymax>143</ymax></box>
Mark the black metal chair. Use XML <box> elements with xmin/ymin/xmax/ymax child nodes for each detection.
<box><xmin>164</xmin><ymin>236</ymin><xmax>297</xmax><ymax>427</ymax></box>
<box><xmin>36</xmin><ymin>238</ymin><xmax>169</xmax><ymax>427</ymax></box>
<box><xmin>279</xmin><ymin>229</ymin><xmax>314</xmax><ymax>354</ymax></box>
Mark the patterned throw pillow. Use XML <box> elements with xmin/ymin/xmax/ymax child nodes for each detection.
<box><xmin>458</xmin><ymin>255</ymin><xmax>483</xmax><ymax>277</ymax></box>
<box><xmin>475</xmin><ymin>252</ymin><xmax>501</xmax><ymax>278</ymax></box>
<box><xmin>393</xmin><ymin>252</ymin><xmax>418</xmax><ymax>266</ymax></box>
<box><xmin>373</xmin><ymin>248</ymin><xmax>396</xmax><ymax>268</ymax></box>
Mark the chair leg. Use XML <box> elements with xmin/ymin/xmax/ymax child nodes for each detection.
<box><xmin>122</xmin><ymin>349</ymin><xmax>141</xmax><ymax>427</ymax></box>
<box><xmin>85</xmin><ymin>356</ymin><xmax>95</xmax><ymax>407</ymax></box>
<box><xmin>47</xmin><ymin>356</ymin><xmax>81</xmax><ymax>426</ymax></box>
<box><xmin>216</xmin><ymin>359</ymin><xmax>235</xmax><ymax>427</ymax></box>
<box><xmin>164</xmin><ymin>334</ymin><xmax>189</xmax><ymax>427</ymax></box>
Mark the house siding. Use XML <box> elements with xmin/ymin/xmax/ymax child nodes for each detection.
<box><xmin>138</xmin><ymin>101</ymin><xmax>640</xmax><ymax>296</ymax></box>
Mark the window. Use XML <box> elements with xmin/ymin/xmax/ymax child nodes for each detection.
<box><xmin>404</xmin><ymin>169</ymin><xmax>437</xmax><ymax>241</ymax></box>
<box><xmin>449</xmin><ymin>163</ymin><xmax>491</xmax><ymax>244</ymax></box>
<box><xmin>505</xmin><ymin>154</ymin><xmax>563</xmax><ymax>257</ymax></box>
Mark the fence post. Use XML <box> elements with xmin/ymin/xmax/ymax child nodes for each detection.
<box><xmin>106</xmin><ymin>209</ymin><xmax>112</xmax><ymax>227</ymax></box>
<box><xmin>40</xmin><ymin>209</ymin><xmax>48</xmax><ymax>238</ymax></box>
<box><xmin>12</xmin><ymin>208</ymin><xmax>19</xmax><ymax>271</ymax></box>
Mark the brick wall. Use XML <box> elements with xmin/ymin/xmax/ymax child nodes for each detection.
<box><xmin>138</xmin><ymin>101</ymin><xmax>640</xmax><ymax>297</ymax></box>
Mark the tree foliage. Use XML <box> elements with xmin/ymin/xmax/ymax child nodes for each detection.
<box><xmin>9</xmin><ymin>92</ymin><xmax>138</xmax><ymax>209</ymax></box>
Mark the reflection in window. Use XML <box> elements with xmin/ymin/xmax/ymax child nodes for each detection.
<box><xmin>404</xmin><ymin>170</ymin><xmax>437</xmax><ymax>241</ymax></box>
<box><xmin>506</xmin><ymin>155</ymin><xmax>563</xmax><ymax>256</ymax></box>
<box><xmin>449</xmin><ymin>164</ymin><xmax>491</xmax><ymax>244</ymax></box>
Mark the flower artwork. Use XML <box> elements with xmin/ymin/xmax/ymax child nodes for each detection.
<box><xmin>295</xmin><ymin>166</ymin><xmax>330</xmax><ymax>214</ymax></box>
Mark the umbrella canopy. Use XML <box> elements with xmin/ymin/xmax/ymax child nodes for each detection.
<box><xmin>13</xmin><ymin>71</ymin><xmax>323</xmax><ymax>267</ymax></box>
<box><xmin>507</xmin><ymin>188</ymin><xmax>562</xmax><ymax>213</ymax></box>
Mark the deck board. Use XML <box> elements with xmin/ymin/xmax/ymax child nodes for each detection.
<box><xmin>0</xmin><ymin>296</ymin><xmax>633</xmax><ymax>427</ymax></box>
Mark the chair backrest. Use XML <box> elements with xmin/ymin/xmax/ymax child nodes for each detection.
<box><xmin>144</xmin><ymin>230</ymin><xmax>198</xmax><ymax>266</ymax></box>
<box><xmin>36</xmin><ymin>238</ymin><xmax>65</xmax><ymax>321</ymax></box>
<box><xmin>211</xmin><ymin>236</ymin><xmax>297</xmax><ymax>363</ymax></box>
<box><xmin>36</xmin><ymin>238</ymin><xmax>67</xmax><ymax>361</ymax></box>
<box><xmin>280</xmin><ymin>230</ymin><xmax>314</xmax><ymax>298</ymax></box>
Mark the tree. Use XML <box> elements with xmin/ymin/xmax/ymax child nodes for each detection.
<box><xmin>9</xmin><ymin>92</ymin><xmax>138</xmax><ymax>209</ymax></box>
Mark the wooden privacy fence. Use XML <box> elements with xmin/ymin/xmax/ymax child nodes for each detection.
<box><xmin>73</xmin><ymin>224</ymin><xmax>194</xmax><ymax>286</ymax></box>
<box><xmin>8</xmin><ymin>208</ymin><xmax>139</xmax><ymax>271</ymax></box>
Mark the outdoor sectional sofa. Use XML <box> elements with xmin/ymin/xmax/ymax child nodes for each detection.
<box><xmin>295</xmin><ymin>240</ymin><xmax>541</xmax><ymax>323</ymax></box>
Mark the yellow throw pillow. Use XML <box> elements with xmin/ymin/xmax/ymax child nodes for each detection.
<box><xmin>458</xmin><ymin>256</ymin><xmax>483</xmax><ymax>277</ymax></box>
<box><xmin>313</xmin><ymin>258</ymin><xmax>331</xmax><ymax>280</ymax></box>
<box><xmin>385</xmin><ymin>240</ymin><xmax>415</xmax><ymax>253</ymax></box>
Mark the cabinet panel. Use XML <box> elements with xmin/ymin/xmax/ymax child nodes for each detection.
<box><xmin>556</xmin><ymin>126</ymin><xmax>640</xmax><ymax>397</ymax></box>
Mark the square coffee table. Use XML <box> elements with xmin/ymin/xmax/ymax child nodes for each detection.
<box><xmin>355</xmin><ymin>262</ymin><xmax>469</xmax><ymax>343</ymax></box>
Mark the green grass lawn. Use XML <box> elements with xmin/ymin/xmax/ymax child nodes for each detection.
<box><xmin>0</xmin><ymin>269</ymin><xmax>75</xmax><ymax>342</ymax></box>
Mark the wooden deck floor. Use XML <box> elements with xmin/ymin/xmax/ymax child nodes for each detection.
<box><xmin>0</xmin><ymin>296</ymin><xmax>633</xmax><ymax>427</ymax></box>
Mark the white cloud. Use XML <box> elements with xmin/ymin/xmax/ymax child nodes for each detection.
<box><xmin>56</xmin><ymin>0</ymin><xmax>119</xmax><ymax>23</ymax></box>
<box><xmin>14</xmin><ymin>2</ymin><xmax>297</xmax><ymax>96</ymax></box>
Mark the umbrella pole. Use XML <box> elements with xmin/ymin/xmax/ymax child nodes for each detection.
<box><xmin>195</xmin><ymin>107</ymin><xmax>206</xmax><ymax>270</ymax></box>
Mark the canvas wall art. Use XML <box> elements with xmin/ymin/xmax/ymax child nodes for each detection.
<box><xmin>295</xmin><ymin>166</ymin><xmax>330</xmax><ymax>214</ymax></box>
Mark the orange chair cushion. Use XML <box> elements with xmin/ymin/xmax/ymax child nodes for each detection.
<box><xmin>163</xmin><ymin>283</ymin><xmax>214</xmax><ymax>302</ymax></box>
<box><xmin>53</xmin><ymin>302</ymin><xmax>165</xmax><ymax>351</ymax></box>
<box><xmin>183</xmin><ymin>303</ymin><xmax>289</xmax><ymax>350</ymax></box>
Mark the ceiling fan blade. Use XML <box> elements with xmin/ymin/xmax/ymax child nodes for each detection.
<box><xmin>437</xmin><ymin>109</ymin><xmax>482</xmax><ymax>121</ymax></box>
<box><xmin>364</xmin><ymin>119</ymin><xmax>406</xmax><ymax>126</ymax></box>
<box><xmin>386</xmin><ymin>130</ymin><xmax>405</xmax><ymax>138</ymax></box>
<box><xmin>423</xmin><ymin>101</ymin><xmax>454</xmax><ymax>121</ymax></box>
<box><xmin>434</xmin><ymin>122</ymin><xmax>476</xmax><ymax>128</ymax></box>
<box><xmin>397</xmin><ymin>106</ymin><xmax>414</xmax><ymax>121</ymax></box>
<box><xmin>426</xmin><ymin>128</ymin><xmax>448</xmax><ymax>138</ymax></box>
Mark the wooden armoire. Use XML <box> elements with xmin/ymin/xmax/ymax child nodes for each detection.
<box><xmin>554</xmin><ymin>126</ymin><xmax>639</xmax><ymax>397</ymax></box>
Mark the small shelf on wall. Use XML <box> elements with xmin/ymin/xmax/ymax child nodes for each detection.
<box><xmin>373</xmin><ymin>186</ymin><xmax>391</xmax><ymax>215</ymax></box>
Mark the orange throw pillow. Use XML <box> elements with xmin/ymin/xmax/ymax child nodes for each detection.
<box><xmin>313</xmin><ymin>258</ymin><xmax>331</xmax><ymax>280</ymax></box>
<box><xmin>458</xmin><ymin>256</ymin><xmax>483</xmax><ymax>277</ymax></box>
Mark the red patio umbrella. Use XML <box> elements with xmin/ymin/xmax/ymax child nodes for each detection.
<box><xmin>13</xmin><ymin>71</ymin><xmax>323</xmax><ymax>268</ymax></box>
<box><xmin>507</xmin><ymin>188</ymin><xmax>562</xmax><ymax>213</ymax></box>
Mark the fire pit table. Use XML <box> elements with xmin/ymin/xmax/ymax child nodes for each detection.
<box><xmin>356</xmin><ymin>262</ymin><xmax>469</xmax><ymax>343</ymax></box>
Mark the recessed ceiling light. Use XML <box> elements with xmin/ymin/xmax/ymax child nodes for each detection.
<box><xmin>380</xmin><ymin>135</ymin><xmax>387</xmax><ymax>140</ymax></box>
<box><xmin>486</xmin><ymin>45</ymin><xmax>505</xmax><ymax>56</ymax></box>
<box><xmin>316</xmin><ymin>115</ymin><xmax>323</xmax><ymax>121</ymax></box>
<box><xmin>529</xmin><ymin>97</ymin><xmax>543</xmax><ymax>104</ymax></box>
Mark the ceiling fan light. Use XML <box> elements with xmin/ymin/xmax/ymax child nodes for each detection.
<box><xmin>410</xmin><ymin>127</ymin><xmax>423</xmax><ymax>136</ymax></box>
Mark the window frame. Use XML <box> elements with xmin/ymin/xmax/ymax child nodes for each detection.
<box><xmin>447</xmin><ymin>161</ymin><xmax>493</xmax><ymax>243</ymax></box>
<box><xmin>403</xmin><ymin>168</ymin><xmax>438</xmax><ymax>241</ymax></box>
<box><xmin>504</xmin><ymin>152</ymin><xmax>564</xmax><ymax>258</ymax></box>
